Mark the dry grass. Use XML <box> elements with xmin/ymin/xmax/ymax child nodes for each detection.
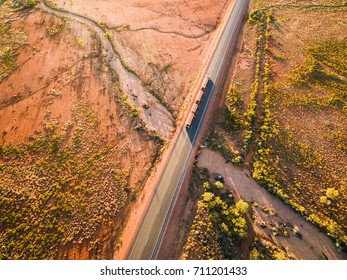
<box><xmin>0</xmin><ymin>2</ymin><xmax>159</xmax><ymax>259</ymax></box>
<box><xmin>216</xmin><ymin>0</ymin><xmax>347</xmax><ymax>252</ymax></box>
<box><xmin>1</xmin><ymin>102</ymin><xmax>126</xmax><ymax>259</ymax></box>
<box><xmin>182</xmin><ymin>177</ymin><xmax>249</xmax><ymax>260</ymax></box>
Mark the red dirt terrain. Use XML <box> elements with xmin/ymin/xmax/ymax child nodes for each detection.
<box><xmin>48</xmin><ymin>0</ymin><xmax>230</xmax><ymax>116</ymax></box>
<box><xmin>0</xmin><ymin>0</ymin><xmax>232</xmax><ymax>259</ymax></box>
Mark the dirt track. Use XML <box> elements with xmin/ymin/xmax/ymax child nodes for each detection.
<box><xmin>197</xmin><ymin>148</ymin><xmax>347</xmax><ymax>260</ymax></box>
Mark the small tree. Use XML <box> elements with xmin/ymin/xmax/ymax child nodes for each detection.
<box><xmin>326</xmin><ymin>188</ymin><xmax>339</xmax><ymax>199</ymax></box>
<box><xmin>215</xmin><ymin>181</ymin><xmax>224</xmax><ymax>190</ymax></box>
<box><xmin>320</xmin><ymin>196</ymin><xmax>327</xmax><ymax>204</ymax></box>
<box><xmin>236</xmin><ymin>200</ymin><xmax>249</xmax><ymax>214</ymax></box>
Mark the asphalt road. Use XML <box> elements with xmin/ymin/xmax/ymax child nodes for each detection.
<box><xmin>127</xmin><ymin>0</ymin><xmax>249</xmax><ymax>260</ymax></box>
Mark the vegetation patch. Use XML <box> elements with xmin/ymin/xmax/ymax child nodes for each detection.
<box><xmin>3</xmin><ymin>0</ymin><xmax>36</xmax><ymax>10</ymax></box>
<box><xmin>224</xmin><ymin>87</ymin><xmax>244</xmax><ymax>131</ymax></box>
<box><xmin>249</xmin><ymin>238</ymin><xmax>293</xmax><ymax>260</ymax></box>
<box><xmin>0</xmin><ymin>101</ymin><xmax>132</xmax><ymax>259</ymax></box>
<box><xmin>183</xmin><ymin>181</ymin><xmax>249</xmax><ymax>260</ymax></box>
<box><xmin>217</xmin><ymin>2</ymin><xmax>347</xmax><ymax>253</ymax></box>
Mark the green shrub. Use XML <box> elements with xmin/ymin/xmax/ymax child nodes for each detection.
<box><xmin>326</xmin><ymin>188</ymin><xmax>339</xmax><ymax>199</ymax></box>
<box><xmin>248</xmin><ymin>9</ymin><xmax>264</xmax><ymax>24</ymax></box>
<box><xmin>215</xmin><ymin>181</ymin><xmax>224</xmax><ymax>190</ymax></box>
<box><xmin>236</xmin><ymin>200</ymin><xmax>249</xmax><ymax>214</ymax></box>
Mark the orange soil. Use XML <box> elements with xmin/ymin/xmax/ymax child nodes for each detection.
<box><xmin>1</xmin><ymin>9</ymin><xmax>155</xmax><ymax>186</ymax></box>
<box><xmin>197</xmin><ymin>149</ymin><xmax>346</xmax><ymax>260</ymax></box>
<box><xmin>1</xmin><ymin>0</ymin><xmax>233</xmax><ymax>259</ymax></box>
<box><xmin>49</xmin><ymin>0</ymin><xmax>230</xmax><ymax>114</ymax></box>
<box><xmin>0</xmin><ymin>8</ymin><xmax>155</xmax><ymax>259</ymax></box>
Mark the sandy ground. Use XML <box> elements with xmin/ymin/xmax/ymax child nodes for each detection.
<box><xmin>2</xmin><ymin>0</ymin><xmax>232</xmax><ymax>144</ymax></box>
<box><xmin>0</xmin><ymin>8</ymin><xmax>154</xmax><ymax>187</ymax></box>
<box><xmin>0</xmin><ymin>6</ymin><xmax>156</xmax><ymax>259</ymax></box>
<box><xmin>197</xmin><ymin>148</ymin><xmax>346</xmax><ymax>260</ymax></box>
<box><xmin>1</xmin><ymin>10</ymin><xmax>96</xmax><ymax>144</ymax></box>
<box><xmin>49</xmin><ymin>0</ymin><xmax>230</xmax><ymax>116</ymax></box>
<box><xmin>113</xmin><ymin>0</ymin><xmax>238</xmax><ymax>259</ymax></box>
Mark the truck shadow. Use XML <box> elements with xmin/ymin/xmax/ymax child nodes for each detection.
<box><xmin>186</xmin><ymin>80</ymin><xmax>214</xmax><ymax>143</ymax></box>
